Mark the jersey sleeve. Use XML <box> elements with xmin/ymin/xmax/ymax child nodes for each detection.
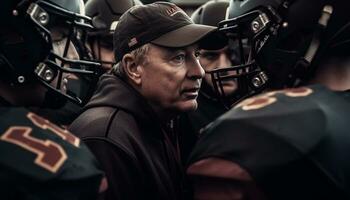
<box><xmin>0</xmin><ymin>108</ymin><xmax>104</xmax><ymax>200</ymax></box>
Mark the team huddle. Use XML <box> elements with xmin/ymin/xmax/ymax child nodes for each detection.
<box><xmin>0</xmin><ymin>0</ymin><xmax>349</xmax><ymax>200</ymax></box>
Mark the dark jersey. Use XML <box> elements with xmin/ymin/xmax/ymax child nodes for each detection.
<box><xmin>29</xmin><ymin>101</ymin><xmax>83</xmax><ymax>126</ymax></box>
<box><xmin>187</xmin><ymin>92</ymin><xmax>227</xmax><ymax>134</ymax></box>
<box><xmin>0</xmin><ymin>107</ymin><xmax>104</xmax><ymax>200</ymax></box>
<box><xmin>188</xmin><ymin>85</ymin><xmax>350</xmax><ymax>200</ymax></box>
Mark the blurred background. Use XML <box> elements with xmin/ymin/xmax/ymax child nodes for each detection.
<box><xmin>172</xmin><ymin>0</ymin><xmax>211</xmax><ymax>15</ymax></box>
<box><xmin>82</xmin><ymin>0</ymin><xmax>216</xmax><ymax>16</ymax></box>
<box><xmin>140</xmin><ymin>0</ymin><xmax>210</xmax><ymax>15</ymax></box>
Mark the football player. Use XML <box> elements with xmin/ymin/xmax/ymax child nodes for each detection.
<box><xmin>187</xmin><ymin>0</ymin><xmax>350</xmax><ymax>199</ymax></box>
<box><xmin>85</xmin><ymin>0</ymin><xmax>143</xmax><ymax>71</ymax></box>
<box><xmin>25</xmin><ymin>0</ymin><xmax>104</xmax><ymax>126</ymax></box>
<box><xmin>187</xmin><ymin>0</ymin><xmax>232</xmax><ymax>132</ymax></box>
<box><xmin>178</xmin><ymin>0</ymin><xmax>231</xmax><ymax>164</ymax></box>
<box><xmin>0</xmin><ymin>0</ymin><xmax>106</xmax><ymax>199</ymax></box>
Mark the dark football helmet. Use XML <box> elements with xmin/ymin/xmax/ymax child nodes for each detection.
<box><xmin>192</xmin><ymin>0</ymin><xmax>268</xmax><ymax>107</ymax></box>
<box><xmin>213</xmin><ymin>0</ymin><xmax>350</xmax><ymax>105</ymax></box>
<box><xmin>191</xmin><ymin>0</ymin><xmax>229</xmax><ymax>27</ymax></box>
<box><xmin>0</xmin><ymin>0</ymin><xmax>101</xmax><ymax>105</ymax></box>
<box><xmin>85</xmin><ymin>0</ymin><xmax>142</xmax><ymax>68</ymax></box>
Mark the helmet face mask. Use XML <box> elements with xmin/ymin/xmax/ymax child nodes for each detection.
<box><xmin>208</xmin><ymin>63</ymin><xmax>268</xmax><ymax>108</ymax></box>
<box><xmin>0</xmin><ymin>0</ymin><xmax>102</xmax><ymax>105</ymax></box>
<box><xmin>207</xmin><ymin>8</ymin><xmax>276</xmax><ymax>107</ymax></box>
<box><xmin>190</xmin><ymin>0</ymin><xmax>268</xmax><ymax>108</ymax></box>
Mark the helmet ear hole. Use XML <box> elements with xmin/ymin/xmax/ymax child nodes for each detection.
<box><xmin>198</xmin><ymin>8</ymin><xmax>203</xmax><ymax>16</ymax></box>
<box><xmin>197</xmin><ymin>8</ymin><xmax>204</xmax><ymax>24</ymax></box>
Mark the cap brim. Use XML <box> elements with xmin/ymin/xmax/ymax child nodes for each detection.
<box><xmin>151</xmin><ymin>24</ymin><xmax>227</xmax><ymax>49</ymax></box>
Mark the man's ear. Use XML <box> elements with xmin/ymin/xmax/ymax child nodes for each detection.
<box><xmin>121</xmin><ymin>53</ymin><xmax>142</xmax><ymax>85</ymax></box>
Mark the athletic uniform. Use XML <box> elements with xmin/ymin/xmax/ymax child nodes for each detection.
<box><xmin>188</xmin><ymin>85</ymin><xmax>350</xmax><ymax>199</ymax></box>
<box><xmin>0</xmin><ymin>107</ymin><xmax>104</xmax><ymax>200</ymax></box>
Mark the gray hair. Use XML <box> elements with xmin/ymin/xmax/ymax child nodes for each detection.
<box><xmin>113</xmin><ymin>43</ymin><xmax>150</xmax><ymax>78</ymax></box>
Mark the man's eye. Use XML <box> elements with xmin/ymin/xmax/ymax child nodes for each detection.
<box><xmin>52</xmin><ymin>34</ymin><xmax>67</xmax><ymax>43</ymax></box>
<box><xmin>172</xmin><ymin>54</ymin><xmax>185</xmax><ymax>64</ymax></box>
<box><xmin>50</xmin><ymin>27</ymin><xmax>70</xmax><ymax>42</ymax></box>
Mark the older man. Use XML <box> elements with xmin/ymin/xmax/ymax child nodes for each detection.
<box><xmin>69</xmin><ymin>2</ymin><xmax>224</xmax><ymax>200</ymax></box>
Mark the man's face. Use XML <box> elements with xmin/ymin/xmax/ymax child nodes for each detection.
<box><xmin>51</xmin><ymin>27</ymin><xmax>81</xmax><ymax>95</ymax></box>
<box><xmin>199</xmin><ymin>46</ymin><xmax>237</xmax><ymax>95</ymax></box>
<box><xmin>140</xmin><ymin>44</ymin><xmax>204</xmax><ymax>114</ymax></box>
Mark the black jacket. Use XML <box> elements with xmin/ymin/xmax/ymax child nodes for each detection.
<box><xmin>69</xmin><ymin>74</ymin><xmax>187</xmax><ymax>200</ymax></box>
<box><xmin>179</xmin><ymin>84</ymin><xmax>227</xmax><ymax>163</ymax></box>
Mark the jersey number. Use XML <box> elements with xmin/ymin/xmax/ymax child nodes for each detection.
<box><xmin>236</xmin><ymin>87</ymin><xmax>313</xmax><ymax>110</ymax></box>
<box><xmin>0</xmin><ymin>113</ymin><xmax>80</xmax><ymax>173</ymax></box>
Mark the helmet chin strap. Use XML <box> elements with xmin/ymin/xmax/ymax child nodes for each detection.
<box><xmin>292</xmin><ymin>5</ymin><xmax>333</xmax><ymax>86</ymax></box>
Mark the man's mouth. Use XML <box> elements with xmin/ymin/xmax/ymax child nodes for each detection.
<box><xmin>182</xmin><ymin>88</ymin><xmax>200</xmax><ymax>99</ymax></box>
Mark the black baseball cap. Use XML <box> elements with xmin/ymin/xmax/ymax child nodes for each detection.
<box><xmin>113</xmin><ymin>1</ymin><xmax>226</xmax><ymax>62</ymax></box>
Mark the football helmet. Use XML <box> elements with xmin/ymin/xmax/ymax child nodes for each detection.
<box><xmin>0</xmin><ymin>0</ymin><xmax>101</xmax><ymax>105</ymax></box>
<box><xmin>192</xmin><ymin>0</ymin><xmax>239</xmax><ymax>108</ymax></box>
<box><xmin>85</xmin><ymin>0</ymin><xmax>143</xmax><ymax>68</ymax></box>
<box><xmin>192</xmin><ymin>0</ymin><xmax>268</xmax><ymax>107</ymax></box>
<box><xmin>213</xmin><ymin>0</ymin><xmax>350</xmax><ymax>105</ymax></box>
<box><xmin>191</xmin><ymin>0</ymin><xmax>229</xmax><ymax>27</ymax></box>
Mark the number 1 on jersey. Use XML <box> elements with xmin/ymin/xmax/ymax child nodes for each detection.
<box><xmin>1</xmin><ymin>126</ymin><xmax>67</xmax><ymax>173</ymax></box>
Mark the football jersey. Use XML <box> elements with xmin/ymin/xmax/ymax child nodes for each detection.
<box><xmin>0</xmin><ymin>107</ymin><xmax>104</xmax><ymax>200</ymax></box>
<box><xmin>188</xmin><ymin>84</ymin><xmax>350</xmax><ymax>200</ymax></box>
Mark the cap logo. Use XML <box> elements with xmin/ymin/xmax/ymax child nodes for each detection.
<box><xmin>166</xmin><ymin>5</ymin><xmax>184</xmax><ymax>17</ymax></box>
<box><xmin>128</xmin><ymin>37</ymin><xmax>138</xmax><ymax>47</ymax></box>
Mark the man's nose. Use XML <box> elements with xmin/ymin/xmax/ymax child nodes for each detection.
<box><xmin>187</xmin><ymin>57</ymin><xmax>205</xmax><ymax>79</ymax></box>
<box><xmin>66</xmin><ymin>41</ymin><xmax>80</xmax><ymax>60</ymax></box>
<box><xmin>218</xmin><ymin>53</ymin><xmax>232</xmax><ymax>68</ymax></box>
